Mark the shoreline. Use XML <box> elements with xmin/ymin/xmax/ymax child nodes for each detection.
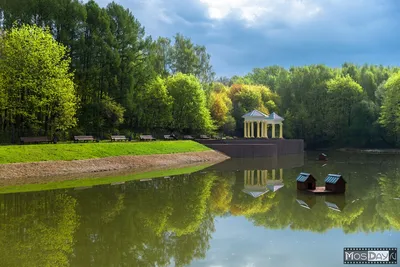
<box><xmin>337</xmin><ymin>148</ymin><xmax>400</xmax><ymax>154</ymax></box>
<box><xmin>0</xmin><ymin>150</ymin><xmax>229</xmax><ymax>186</ymax></box>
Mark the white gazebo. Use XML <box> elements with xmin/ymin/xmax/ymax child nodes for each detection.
<box><xmin>242</xmin><ymin>109</ymin><xmax>284</xmax><ymax>138</ymax></box>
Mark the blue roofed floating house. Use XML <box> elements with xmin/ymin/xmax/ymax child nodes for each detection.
<box><xmin>325</xmin><ymin>174</ymin><xmax>346</xmax><ymax>193</ymax></box>
<box><xmin>296</xmin><ymin>172</ymin><xmax>346</xmax><ymax>194</ymax></box>
<box><xmin>296</xmin><ymin>172</ymin><xmax>316</xmax><ymax>191</ymax></box>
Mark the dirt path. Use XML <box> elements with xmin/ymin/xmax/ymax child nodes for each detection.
<box><xmin>0</xmin><ymin>150</ymin><xmax>229</xmax><ymax>185</ymax></box>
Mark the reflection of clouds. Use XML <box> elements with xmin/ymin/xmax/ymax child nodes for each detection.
<box><xmin>190</xmin><ymin>216</ymin><xmax>400</xmax><ymax>267</ymax></box>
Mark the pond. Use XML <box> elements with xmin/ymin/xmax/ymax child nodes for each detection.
<box><xmin>0</xmin><ymin>151</ymin><xmax>399</xmax><ymax>267</ymax></box>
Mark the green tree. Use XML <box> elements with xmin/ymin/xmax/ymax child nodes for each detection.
<box><xmin>379</xmin><ymin>72</ymin><xmax>400</xmax><ymax>145</ymax></box>
<box><xmin>135</xmin><ymin>76</ymin><xmax>173</xmax><ymax>131</ymax></box>
<box><xmin>166</xmin><ymin>73</ymin><xmax>214</xmax><ymax>133</ymax></box>
<box><xmin>169</xmin><ymin>34</ymin><xmax>214</xmax><ymax>84</ymax></box>
<box><xmin>325</xmin><ymin>75</ymin><xmax>365</xmax><ymax>143</ymax></box>
<box><xmin>0</xmin><ymin>24</ymin><xmax>78</xmax><ymax>138</ymax></box>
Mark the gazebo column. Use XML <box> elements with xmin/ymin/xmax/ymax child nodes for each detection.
<box><xmin>244</xmin><ymin>121</ymin><xmax>247</xmax><ymax>138</ymax></box>
<box><xmin>279</xmin><ymin>123</ymin><xmax>283</xmax><ymax>138</ymax></box>
<box><xmin>262</xmin><ymin>122</ymin><xmax>266</xmax><ymax>137</ymax></box>
<box><xmin>280</xmin><ymin>168</ymin><xmax>283</xmax><ymax>180</ymax></box>
<box><xmin>272</xmin><ymin>169</ymin><xmax>276</xmax><ymax>180</ymax></box>
<box><xmin>257</xmin><ymin>121</ymin><xmax>260</xmax><ymax>138</ymax></box>
<box><xmin>247</xmin><ymin>122</ymin><xmax>251</xmax><ymax>137</ymax></box>
<box><xmin>251</xmin><ymin>122</ymin><xmax>254</xmax><ymax>138</ymax></box>
<box><xmin>265</xmin><ymin>123</ymin><xmax>268</xmax><ymax>138</ymax></box>
<box><xmin>272</xmin><ymin>123</ymin><xmax>276</xmax><ymax>138</ymax></box>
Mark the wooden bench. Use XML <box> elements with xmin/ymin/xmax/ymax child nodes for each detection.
<box><xmin>111</xmin><ymin>135</ymin><xmax>128</xmax><ymax>142</ymax></box>
<box><xmin>140</xmin><ymin>135</ymin><xmax>156</xmax><ymax>141</ymax></box>
<box><xmin>20</xmin><ymin>136</ymin><xmax>52</xmax><ymax>145</ymax></box>
<box><xmin>199</xmin><ymin>135</ymin><xmax>210</xmax><ymax>139</ymax></box>
<box><xmin>164</xmin><ymin>135</ymin><xmax>174</xmax><ymax>140</ymax></box>
<box><xmin>74</xmin><ymin>135</ymin><xmax>96</xmax><ymax>143</ymax></box>
<box><xmin>183</xmin><ymin>135</ymin><xmax>194</xmax><ymax>140</ymax></box>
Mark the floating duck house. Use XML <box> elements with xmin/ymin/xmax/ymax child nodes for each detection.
<box><xmin>325</xmin><ymin>174</ymin><xmax>346</xmax><ymax>193</ymax></box>
<box><xmin>296</xmin><ymin>172</ymin><xmax>316</xmax><ymax>191</ymax></box>
<box><xmin>296</xmin><ymin>172</ymin><xmax>346</xmax><ymax>194</ymax></box>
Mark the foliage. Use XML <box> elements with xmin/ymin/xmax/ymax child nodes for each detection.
<box><xmin>135</xmin><ymin>76</ymin><xmax>172</xmax><ymax>131</ymax></box>
<box><xmin>379</xmin><ymin>72</ymin><xmax>400</xmax><ymax>145</ymax></box>
<box><xmin>0</xmin><ymin>24</ymin><xmax>78</xmax><ymax>136</ymax></box>
<box><xmin>166</xmin><ymin>73</ymin><xmax>214</xmax><ymax>134</ymax></box>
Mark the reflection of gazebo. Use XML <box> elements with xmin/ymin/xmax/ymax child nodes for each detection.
<box><xmin>242</xmin><ymin>169</ymin><xmax>284</xmax><ymax>198</ymax></box>
<box><xmin>242</xmin><ymin>109</ymin><xmax>284</xmax><ymax>138</ymax></box>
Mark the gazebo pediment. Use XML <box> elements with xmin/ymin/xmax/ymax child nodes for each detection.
<box><xmin>267</xmin><ymin>112</ymin><xmax>284</xmax><ymax>122</ymax></box>
<box><xmin>242</xmin><ymin>109</ymin><xmax>269</xmax><ymax>120</ymax></box>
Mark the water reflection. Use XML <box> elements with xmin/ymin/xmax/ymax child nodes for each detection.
<box><xmin>242</xmin><ymin>170</ymin><xmax>284</xmax><ymax>198</ymax></box>
<box><xmin>0</xmin><ymin>153</ymin><xmax>399</xmax><ymax>266</ymax></box>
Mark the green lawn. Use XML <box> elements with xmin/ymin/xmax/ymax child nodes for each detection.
<box><xmin>0</xmin><ymin>140</ymin><xmax>210</xmax><ymax>164</ymax></box>
<box><xmin>0</xmin><ymin>163</ymin><xmax>212</xmax><ymax>194</ymax></box>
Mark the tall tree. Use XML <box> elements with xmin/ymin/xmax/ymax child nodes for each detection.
<box><xmin>325</xmin><ymin>75</ymin><xmax>365</xmax><ymax>144</ymax></box>
<box><xmin>166</xmin><ymin>73</ymin><xmax>214</xmax><ymax>133</ymax></box>
<box><xmin>0</xmin><ymin>24</ymin><xmax>77</xmax><ymax>139</ymax></box>
<box><xmin>169</xmin><ymin>33</ymin><xmax>214</xmax><ymax>84</ymax></box>
<box><xmin>135</xmin><ymin>76</ymin><xmax>173</xmax><ymax>132</ymax></box>
<box><xmin>379</xmin><ymin>71</ymin><xmax>400</xmax><ymax>145</ymax></box>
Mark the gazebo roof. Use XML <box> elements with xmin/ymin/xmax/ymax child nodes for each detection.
<box><xmin>242</xmin><ymin>110</ymin><xmax>284</xmax><ymax>122</ymax></box>
<box><xmin>268</xmin><ymin>112</ymin><xmax>284</xmax><ymax>122</ymax></box>
<box><xmin>242</xmin><ymin>109</ymin><xmax>269</xmax><ymax>119</ymax></box>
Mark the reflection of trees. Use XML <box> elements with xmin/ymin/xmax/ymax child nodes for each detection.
<box><xmin>210</xmin><ymin>178</ymin><xmax>233</xmax><ymax>216</ymax></box>
<box><xmin>377</xmin><ymin>170</ymin><xmax>400</xmax><ymax>230</ymax></box>
<box><xmin>0</xmin><ymin>191</ymin><xmax>78</xmax><ymax>267</ymax></box>
<box><xmin>70</xmin><ymin>173</ymin><xmax>217</xmax><ymax>267</ymax></box>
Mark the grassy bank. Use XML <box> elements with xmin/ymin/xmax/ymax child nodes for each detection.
<box><xmin>0</xmin><ymin>141</ymin><xmax>210</xmax><ymax>164</ymax></box>
<box><xmin>0</xmin><ymin>163</ymin><xmax>211</xmax><ymax>194</ymax></box>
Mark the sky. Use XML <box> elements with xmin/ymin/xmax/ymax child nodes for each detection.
<box><xmin>94</xmin><ymin>0</ymin><xmax>400</xmax><ymax>77</ymax></box>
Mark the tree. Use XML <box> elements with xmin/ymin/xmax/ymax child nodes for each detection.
<box><xmin>325</xmin><ymin>75</ymin><xmax>365</xmax><ymax>143</ymax></box>
<box><xmin>150</xmin><ymin>37</ymin><xmax>171</xmax><ymax>77</ymax></box>
<box><xmin>0</xmin><ymin>24</ymin><xmax>78</xmax><ymax>138</ymax></box>
<box><xmin>379</xmin><ymin>71</ymin><xmax>400</xmax><ymax>145</ymax></box>
<box><xmin>208</xmin><ymin>82</ymin><xmax>233</xmax><ymax>133</ymax></box>
<box><xmin>166</xmin><ymin>73</ymin><xmax>214</xmax><ymax>133</ymax></box>
<box><xmin>135</xmin><ymin>76</ymin><xmax>173</xmax><ymax>131</ymax></box>
<box><xmin>169</xmin><ymin>34</ymin><xmax>214</xmax><ymax>84</ymax></box>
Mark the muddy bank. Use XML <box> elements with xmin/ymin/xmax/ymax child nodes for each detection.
<box><xmin>0</xmin><ymin>150</ymin><xmax>229</xmax><ymax>184</ymax></box>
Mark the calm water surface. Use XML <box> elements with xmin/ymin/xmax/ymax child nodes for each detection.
<box><xmin>0</xmin><ymin>151</ymin><xmax>399</xmax><ymax>267</ymax></box>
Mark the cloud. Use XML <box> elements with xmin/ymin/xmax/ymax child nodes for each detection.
<box><xmin>85</xmin><ymin>0</ymin><xmax>400</xmax><ymax>76</ymax></box>
<box><xmin>198</xmin><ymin>0</ymin><xmax>322</xmax><ymax>27</ymax></box>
